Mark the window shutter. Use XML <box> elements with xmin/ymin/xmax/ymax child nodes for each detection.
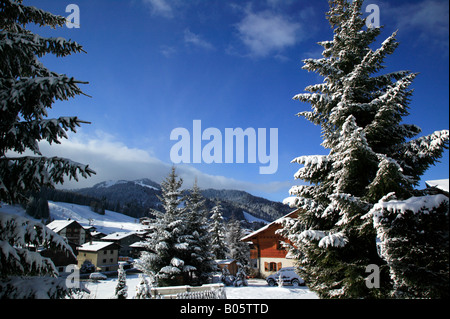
<box><xmin>264</xmin><ymin>262</ymin><xmax>269</xmax><ymax>272</ymax></box>
<box><xmin>277</xmin><ymin>262</ymin><xmax>282</xmax><ymax>271</ymax></box>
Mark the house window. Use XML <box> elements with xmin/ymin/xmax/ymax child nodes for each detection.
<box><xmin>264</xmin><ymin>262</ymin><xmax>282</xmax><ymax>272</ymax></box>
<box><xmin>110</xmin><ymin>250</ymin><xmax>114</xmax><ymax>254</ymax></box>
<box><xmin>103</xmin><ymin>259</ymin><xmax>106</xmax><ymax>263</ymax></box>
<box><xmin>269</xmin><ymin>262</ymin><xmax>277</xmax><ymax>271</ymax></box>
<box><xmin>104</xmin><ymin>250</ymin><xmax>107</xmax><ymax>255</ymax></box>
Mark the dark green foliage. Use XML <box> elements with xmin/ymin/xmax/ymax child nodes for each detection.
<box><xmin>0</xmin><ymin>0</ymin><xmax>93</xmax><ymax>298</ymax></box>
<box><xmin>281</xmin><ymin>0</ymin><xmax>449</xmax><ymax>298</ymax></box>
<box><xmin>0</xmin><ymin>0</ymin><xmax>95</xmax><ymax>205</ymax></box>
<box><xmin>371</xmin><ymin>195</ymin><xmax>449</xmax><ymax>298</ymax></box>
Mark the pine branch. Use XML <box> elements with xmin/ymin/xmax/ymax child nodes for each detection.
<box><xmin>0</xmin><ymin>156</ymin><xmax>96</xmax><ymax>204</ymax></box>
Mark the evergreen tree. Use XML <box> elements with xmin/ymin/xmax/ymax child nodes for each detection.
<box><xmin>115</xmin><ymin>264</ymin><xmax>128</xmax><ymax>299</ymax></box>
<box><xmin>226</xmin><ymin>215</ymin><xmax>250</xmax><ymax>269</ymax></box>
<box><xmin>280</xmin><ymin>0</ymin><xmax>449</xmax><ymax>298</ymax></box>
<box><xmin>183</xmin><ymin>180</ymin><xmax>215</xmax><ymax>285</ymax></box>
<box><xmin>36</xmin><ymin>196</ymin><xmax>50</xmax><ymax>220</ymax></box>
<box><xmin>0</xmin><ymin>0</ymin><xmax>95</xmax><ymax>204</ymax></box>
<box><xmin>0</xmin><ymin>0</ymin><xmax>94</xmax><ymax>298</ymax></box>
<box><xmin>135</xmin><ymin>167</ymin><xmax>193</xmax><ymax>287</ymax></box>
<box><xmin>366</xmin><ymin>193</ymin><xmax>449</xmax><ymax>298</ymax></box>
<box><xmin>0</xmin><ymin>212</ymin><xmax>76</xmax><ymax>298</ymax></box>
<box><xmin>134</xmin><ymin>274</ymin><xmax>151</xmax><ymax>299</ymax></box>
<box><xmin>209</xmin><ymin>202</ymin><xmax>229</xmax><ymax>260</ymax></box>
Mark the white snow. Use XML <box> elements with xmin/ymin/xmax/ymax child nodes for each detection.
<box><xmin>370</xmin><ymin>194</ymin><xmax>448</xmax><ymax>216</ymax></box>
<box><xmin>318</xmin><ymin>232</ymin><xmax>348</xmax><ymax>248</ymax></box>
<box><xmin>95</xmin><ymin>179</ymin><xmax>159</xmax><ymax>191</ymax></box>
<box><xmin>79</xmin><ymin>241</ymin><xmax>116</xmax><ymax>252</ymax></box>
<box><xmin>242</xmin><ymin>211</ymin><xmax>269</xmax><ymax>224</ymax></box>
<box><xmin>425</xmin><ymin>179</ymin><xmax>449</xmax><ymax>193</ymax></box>
<box><xmin>78</xmin><ymin>275</ymin><xmax>318</xmax><ymax>299</ymax></box>
<box><xmin>47</xmin><ymin>201</ymin><xmax>143</xmax><ymax>234</ymax></box>
<box><xmin>0</xmin><ymin>201</ymin><xmax>143</xmax><ymax>235</ymax></box>
<box><xmin>134</xmin><ymin>180</ymin><xmax>159</xmax><ymax>191</ymax></box>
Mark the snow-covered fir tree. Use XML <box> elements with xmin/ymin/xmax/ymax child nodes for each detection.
<box><xmin>135</xmin><ymin>167</ymin><xmax>194</xmax><ymax>287</ymax></box>
<box><xmin>365</xmin><ymin>193</ymin><xmax>449</xmax><ymax>298</ymax></box>
<box><xmin>0</xmin><ymin>212</ymin><xmax>77</xmax><ymax>298</ymax></box>
<box><xmin>0</xmin><ymin>0</ymin><xmax>95</xmax><ymax>203</ymax></box>
<box><xmin>134</xmin><ymin>274</ymin><xmax>151</xmax><ymax>299</ymax></box>
<box><xmin>183</xmin><ymin>180</ymin><xmax>215</xmax><ymax>285</ymax></box>
<box><xmin>115</xmin><ymin>264</ymin><xmax>128</xmax><ymax>299</ymax></box>
<box><xmin>0</xmin><ymin>0</ymin><xmax>94</xmax><ymax>298</ymax></box>
<box><xmin>226</xmin><ymin>215</ymin><xmax>250</xmax><ymax>270</ymax></box>
<box><xmin>209</xmin><ymin>202</ymin><xmax>229</xmax><ymax>260</ymax></box>
<box><xmin>279</xmin><ymin>0</ymin><xmax>449</xmax><ymax>298</ymax></box>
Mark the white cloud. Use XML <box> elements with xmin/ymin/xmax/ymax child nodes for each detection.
<box><xmin>394</xmin><ymin>0</ymin><xmax>448</xmax><ymax>35</ymax></box>
<box><xmin>382</xmin><ymin>0</ymin><xmax>448</xmax><ymax>49</ymax></box>
<box><xmin>160</xmin><ymin>45</ymin><xmax>177</xmax><ymax>57</ymax></box>
<box><xmin>184</xmin><ymin>29</ymin><xmax>215</xmax><ymax>51</ymax></box>
<box><xmin>32</xmin><ymin>131</ymin><xmax>291</xmax><ymax>197</ymax></box>
<box><xmin>235</xmin><ymin>9</ymin><xmax>302</xmax><ymax>58</ymax></box>
<box><xmin>142</xmin><ymin>0</ymin><xmax>173</xmax><ymax>18</ymax></box>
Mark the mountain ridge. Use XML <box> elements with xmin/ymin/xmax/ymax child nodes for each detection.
<box><xmin>61</xmin><ymin>178</ymin><xmax>292</xmax><ymax>226</ymax></box>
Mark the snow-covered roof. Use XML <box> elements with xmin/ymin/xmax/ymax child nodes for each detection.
<box><xmin>129</xmin><ymin>241</ymin><xmax>147</xmax><ymax>248</ymax></box>
<box><xmin>78</xmin><ymin>241</ymin><xmax>117</xmax><ymax>252</ymax></box>
<box><xmin>101</xmin><ymin>231</ymin><xmax>137</xmax><ymax>241</ymax></box>
<box><xmin>241</xmin><ymin>209</ymin><xmax>300</xmax><ymax>242</ymax></box>
<box><xmin>46</xmin><ymin>219</ymin><xmax>79</xmax><ymax>233</ymax></box>
<box><xmin>425</xmin><ymin>179</ymin><xmax>449</xmax><ymax>193</ymax></box>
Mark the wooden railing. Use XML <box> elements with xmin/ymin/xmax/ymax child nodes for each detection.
<box><xmin>150</xmin><ymin>283</ymin><xmax>226</xmax><ymax>299</ymax></box>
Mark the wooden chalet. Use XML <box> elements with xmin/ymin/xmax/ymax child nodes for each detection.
<box><xmin>46</xmin><ymin>219</ymin><xmax>87</xmax><ymax>246</ymax></box>
<box><xmin>100</xmin><ymin>231</ymin><xmax>142</xmax><ymax>257</ymax></box>
<box><xmin>241</xmin><ymin>209</ymin><xmax>300</xmax><ymax>278</ymax></box>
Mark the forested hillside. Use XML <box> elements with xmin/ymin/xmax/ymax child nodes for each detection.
<box><xmin>43</xmin><ymin>179</ymin><xmax>291</xmax><ymax>224</ymax></box>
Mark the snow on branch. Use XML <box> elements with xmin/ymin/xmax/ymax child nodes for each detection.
<box><xmin>318</xmin><ymin>232</ymin><xmax>348</xmax><ymax>248</ymax></box>
<box><xmin>291</xmin><ymin>155</ymin><xmax>331</xmax><ymax>182</ymax></box>
<box><xmin>0</xmin><ymin>156</ymin><xmax>95</xmax><ymax>204</ymax></box>
<box><xmin>0</xmin><ymin>211</ymin><xmax>74</xmax><ymax>277</ymax></box>
<box><xmin>368</xmin><ymin>194</ymin><xmax>449</xmax><ymax>219</ymax></box>
<box><xmin>299</xmin><ymin>229</ymin><xmax>326</xmax><ymax>242</ymax></box>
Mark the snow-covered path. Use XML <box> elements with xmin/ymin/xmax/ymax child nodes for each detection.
<box><xmin>225</xmin><ymin>278</ymin><xmax>319</xmax><ymax>299</ymax></box>
<box><xmin>80</xmin><ymin>275</ymin><xmax>318</xmax><ymax>299</ymax></box>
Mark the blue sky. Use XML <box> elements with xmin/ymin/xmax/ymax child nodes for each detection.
<box><xmin>28</xmin><ymin>0</ymin><xmax>449</xmax><ymax>202</ymax></box>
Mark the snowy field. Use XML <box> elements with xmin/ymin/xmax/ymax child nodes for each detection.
<box><xmin>79</xmin><ymin>275</ymin><xmax>318</xmax><ymax>299</ymax></box>
<box><xmin>0</xmin><ymin>201</ymin><xmax>144</xmax><ymax>234</ymax></box>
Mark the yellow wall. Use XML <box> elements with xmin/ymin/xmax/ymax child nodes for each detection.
<box><xmin>77</xmin><ymin>248</ymin><xmax>119</xmax><ymax>272</ymax></box>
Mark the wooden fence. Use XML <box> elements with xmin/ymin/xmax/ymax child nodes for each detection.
<box><xmin>150</xmin><ymin>283</ymin><xmax>226</xmax><ymax>299</ymax></box>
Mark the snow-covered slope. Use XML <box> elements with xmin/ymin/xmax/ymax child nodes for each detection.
<box><xmin>243</xmin><ymin>211</ymin><xmax>269</xmax><ymax>224</ymax></box>
<box><xmin>92</xmin><ymin>178</ymin><xmax>160</xmax><ymax>191</ymax></box>
<box><xmin>0</xmin><ymin>202</ymin><xmax>143</xmax><ymax>235</ymax></box>
<box><xmin>48</xmin><ymin>202</ymin><xmax>144</xmax><ymax>234</ymax></box>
